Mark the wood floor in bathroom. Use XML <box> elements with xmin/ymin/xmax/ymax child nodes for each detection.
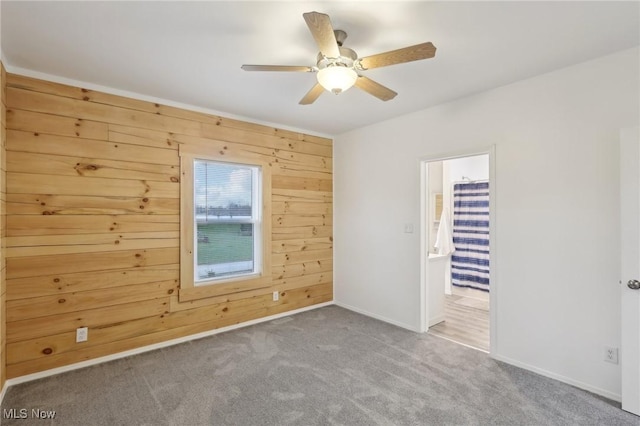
<box><xmin>429</xmin><ymin>293</ymin><xmax>490</xmax><ymax>352</ymax></box>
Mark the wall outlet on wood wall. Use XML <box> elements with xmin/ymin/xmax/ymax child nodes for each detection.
<box><xmin>76</xmin><ymin>327</ymin><xmax>88</xmax><ymax>343</ymax></box>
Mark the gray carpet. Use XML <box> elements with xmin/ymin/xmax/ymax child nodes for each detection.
<box><xmin>1</xmin><ymin>305</ymin><xmax>638</xmax><ymax>425</ymax></box>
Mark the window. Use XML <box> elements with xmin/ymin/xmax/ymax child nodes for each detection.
<box><xmin>179</xmin><ymin>146</ymin><xmax>271</xmax><ymax>302</ymax></box>
<box><xmin>194</xmin><ymin>160</ymin><xmax>261</xmax><ymax>283</ymax></box>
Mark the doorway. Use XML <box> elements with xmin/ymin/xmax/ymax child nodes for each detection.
<box><xmin>420</xmin><ymin>151</ymin><xmax>493</xmax><ymax>352</ymax></box>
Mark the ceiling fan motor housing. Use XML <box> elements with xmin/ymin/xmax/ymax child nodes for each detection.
<box><xmin>316</xmin><ymin>46</ymin><xmax>357</xmax><ymax>70</ymax></box>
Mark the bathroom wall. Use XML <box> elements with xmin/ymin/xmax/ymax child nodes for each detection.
<box><xmin>429</xmin><ymin>155</ymin><xmax>488</xmax><ymax>254</ymax></box>
<box><xmin>447</xmin><ymin>155</ymin><xmax>490</xmax><ymax>183</ymax></box>
<box><xmin>443</xmin><ymin>154</ymin><xmax>489</xmax><ymax>220</ymax></box>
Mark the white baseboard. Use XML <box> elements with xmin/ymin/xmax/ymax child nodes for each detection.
<box><xmin>334</xmin><ymin>301</ymin><xmax>421</xmax><ymax>332</ymax></box>
<box><xmin>492</xmin><ymin>353</ymin><xmax>621</xmax><ymax>402</ymax></box>
<box><xmin>0</xmin><ymin>381</ymin><xmax>8</xmax><ymax>405</ymax></box>
<box><xmin>429</xmin><ymin>332</ymin><xmax>489</xmax><ymax>354</ymax></box>
<box><xmin>3</xmin><ymin>301</ymin><xmax>334</xmax><ymax>390</ymax></box>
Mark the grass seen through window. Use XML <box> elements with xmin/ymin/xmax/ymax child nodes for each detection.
<box><xmin>197</xmin><ymin>223</ymin><xmax>253</xmax><ymax>265</ymax></box>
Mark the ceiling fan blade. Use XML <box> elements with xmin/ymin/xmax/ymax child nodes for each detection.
<box><xmin>303</xmin><ymin>12</ymin><xmax>340</xmax><ymax>58</ymax></box>
<box><xmin>241</xmin><ymin>65</ymin><xmax>314</xmax><ymax>72</ymax></box>
<box><xmin>299</xmin><ymin>83</ymin><xmax>325</xmax><ymax>105</ymax></box>
<box><xmin>358</xmin><ymin>42</ymin><xmax>436</xmax><ymax>70</ymax></box>
<box><xmin>354</xmin><ymin>76</ymin><xmax>397</xmax><ymax>101</ymax></box>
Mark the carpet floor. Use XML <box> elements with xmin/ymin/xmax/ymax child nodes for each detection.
<box><xmin>1</xmin><ymin>305</ymin><xmax>638</xmax><ymax>425</ymax></box>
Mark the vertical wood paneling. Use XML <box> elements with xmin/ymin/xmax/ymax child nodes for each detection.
<box><xmin>4</xmin><ymin>74</ymin><xmax>333</xmax><ymax>378</ymax></box>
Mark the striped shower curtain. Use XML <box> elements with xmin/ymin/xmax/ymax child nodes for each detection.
<box><xmin>451</xmin><ymin>181</ymin><xmax>490</xmax><ymax>292</ymax></box>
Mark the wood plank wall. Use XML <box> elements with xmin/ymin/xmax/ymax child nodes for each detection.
<box><xmin>1</xmin><ymin>63</ymin><xmax>7</xmax><ymax>388</ymax></box>
<box><xmin>4</xmin><ymin>73</ymin><xmax>333</xmax><ymax>378</ymax></box>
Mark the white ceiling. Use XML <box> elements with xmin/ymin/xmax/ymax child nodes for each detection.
<box><xmin>2</xmin><ymin>1</ymin><xmax>639</xmax><ymax>136</ymax></box>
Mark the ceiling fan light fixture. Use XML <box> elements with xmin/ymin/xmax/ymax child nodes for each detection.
<box><xmin>242</xmin><ymin>12</ymin><xmax>435</xmax><ymax>104</ymax></box>
<box><xmin>317</xmin><ymin>65</ymin><xmax>357</xmax><ymax>94</ymax></box>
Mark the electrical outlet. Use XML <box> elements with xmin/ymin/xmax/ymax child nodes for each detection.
<box><xmin>273</xmin><ymin>291</ymin><xmax>279</xmax><ymax>302</ymax></box>
<box><xmin>404</xmin><ymin>223</ymin><xmax>414</xmax><ymax>233</ymax></box>
<box><xmin>76</xmin><ymin>327</ymin><xmax>88</xmax><ymax>343</ymax></box>
<box><xmin>604</xmin><ymin>346</ymin><xmax>619</xmax><ymax>364</ymax></box>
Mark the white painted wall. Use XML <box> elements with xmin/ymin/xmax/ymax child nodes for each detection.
<box><xmin>446</xmin><ymin>155</ymin><xmax>489</xmax><ymax>183</ymax></box>
<box><xmin>334</xmin><ymin>47</ymin><xmax>639</xmax><ymax>399</ymax></box>
<box><xmin>1</xmin><ymin>3</ymin><xmax>4</xmax><ymax>64</ymax></box>
<box><xmin>427</xmin><ymin>161</ymin><xmax>443</xmax><ymax>252</ymax></box>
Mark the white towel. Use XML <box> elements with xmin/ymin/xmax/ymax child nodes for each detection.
<box><xmin>434</xmin><ymin>207</ymin><xmax>455</xmax><ymax>256</ymax></box>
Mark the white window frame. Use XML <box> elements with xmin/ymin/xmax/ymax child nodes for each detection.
<box><xmin>179</xmin><ymin>145</ymin><xmax>271</xmax><ymax>302</ymax></box>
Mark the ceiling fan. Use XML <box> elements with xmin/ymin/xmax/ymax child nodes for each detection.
<box><xmin>241</xmin><ymin>11</ymin><xmax>437</xmax><ymax>105</ymax></box>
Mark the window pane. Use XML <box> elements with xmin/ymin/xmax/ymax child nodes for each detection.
<box><xmin>194</xmin><ymin>160</ymin><xmax>257</xmax><ymax>282</ymax></box>
<box><xmin>194</xmin><ymin>161</ymin><xmax>253</xmax><ymax>221</ymax></box>
<box><xmin>197</xmin><ymin>223</ymin><xmax>254</xmax><ymax>280</ymax></box>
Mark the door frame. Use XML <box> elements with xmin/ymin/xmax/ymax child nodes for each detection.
<box><xmin>419</xmin><ymin>145</ymin><xmax>497</xmax><ymax>355</ymax></box>
<box><xmin>620</xmin><ymin>126</ymin><xmax>640</xmax><ymax>414</ymax></box>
